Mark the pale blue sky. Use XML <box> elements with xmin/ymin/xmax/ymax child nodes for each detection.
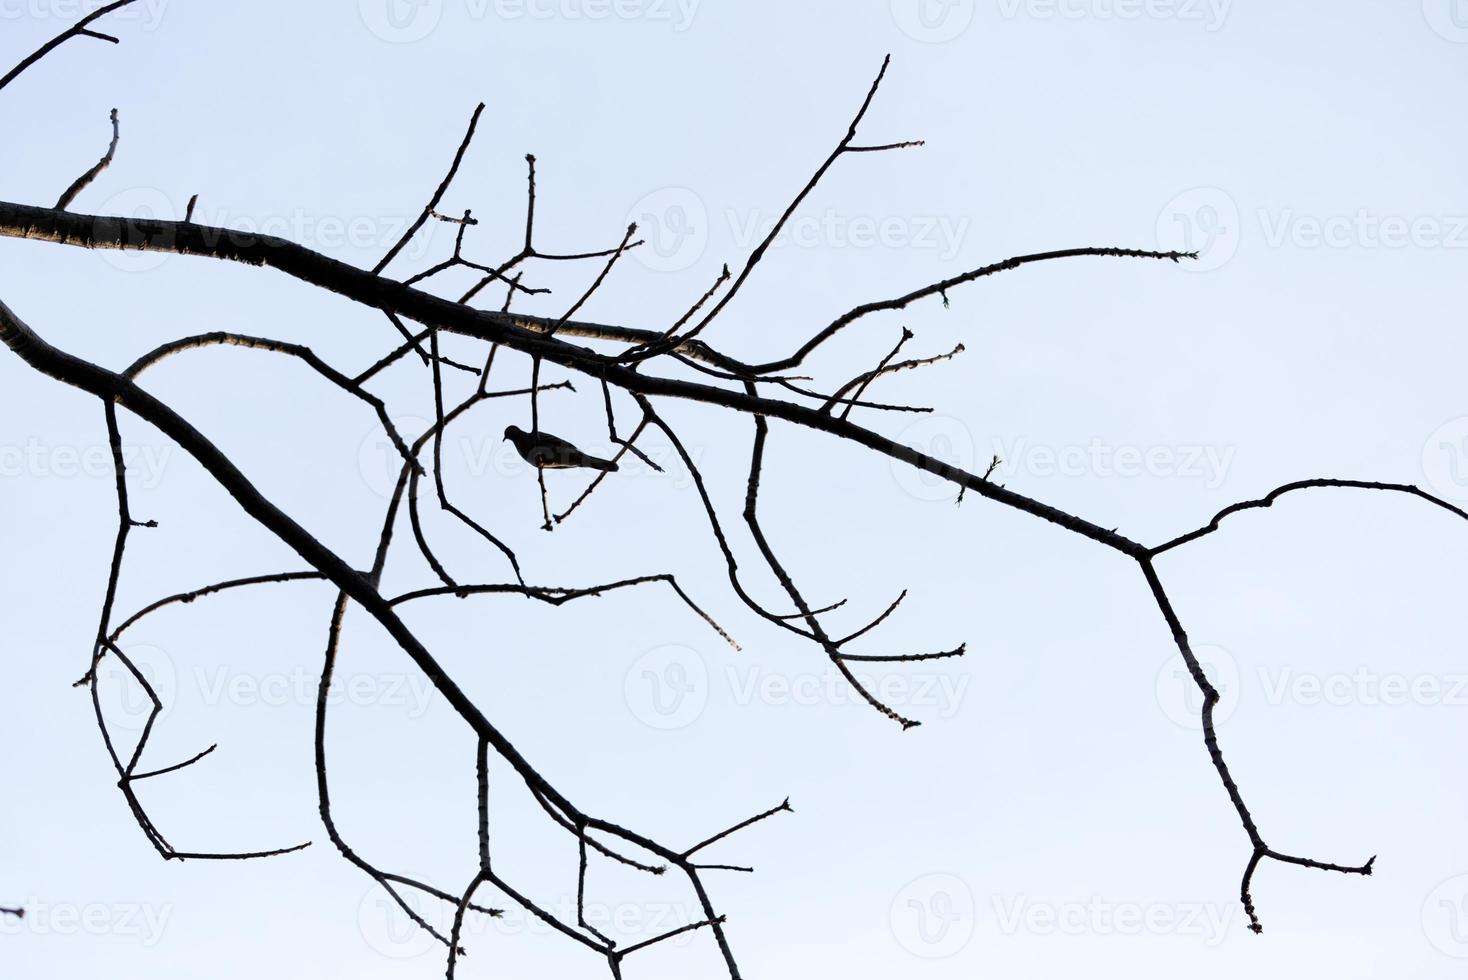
<box><xmin>3</xmin><ymin>2</ymin><xmax>1468</xmax><ymax>978</ymax></box>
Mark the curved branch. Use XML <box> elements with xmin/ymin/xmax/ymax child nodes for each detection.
<box><xmin>1152</xmin><ymin>478</ymin><xmax>1468</xmax><ymax>556</ymax></box>
<box><xmin>124</xmin><ymin>330</ymin><xmax>420</xmax><ymax>474</ymax></box>
<box><xmin>1139</xmin><ymin>556</ymin><xmax>1374</xmax><ymax>933</ymax></box>
<box><xmin>107</xmin><ymin>570</ymin><xmax>328</xmax><ymax>646</ymax></box>
<box><xmin>751</xmin><ymin>246</ymin><xmax>1195</xmax><ymax>374</ymax></box>
<box><xmin>55</xmin><ymin>108</ymin><xmax>120</xmax><ymax>210</ymax></box>
<box><xmin>0</xmin><ymin>296</ymin><xmax>746</xmax><ymax>978</ymax></box>
<box><xmin>390</xmin><ymin>575</ymin><xmax>738</xmax><ymax>650</ymax></box>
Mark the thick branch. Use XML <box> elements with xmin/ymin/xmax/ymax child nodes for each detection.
<box><xmin>0</xmin><ymin>295</ymin><xmax>745</xmax><ymax>978</ymax></box>
<box><xmin>0</xmin><ymin>199</ymin><xmax>1148</xmax><ymax>559</ymax></box>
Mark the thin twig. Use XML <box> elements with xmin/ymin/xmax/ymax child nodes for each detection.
<box><xmin>373</xmin><ymin>102</ymin><xmax>485</xmax><ymax>274</ymax></box>
<box><xmin>0</xmin><ymin>0</ymin><xmax>142</xmax><ymax>93</ymax></box>
<box><xmin>55</xmin><ymin>108</ymin><xmax>120</xmax><ymax>210</ymax></box>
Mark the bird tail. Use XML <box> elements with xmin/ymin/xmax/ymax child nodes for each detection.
<box><xmin>583</xmin><ymin>455</ymin><xmax>619</xmax><ymax>472</ymax></box>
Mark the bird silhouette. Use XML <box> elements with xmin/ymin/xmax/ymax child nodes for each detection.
<box><xmin>503</xmin><ymin>425</ymin><xmax>619</xmax><ymax>472</ymax></box>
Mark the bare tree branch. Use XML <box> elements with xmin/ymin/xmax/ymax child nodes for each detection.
<box><xmin>1</xmin><ymin>30</ymin><xmax>1454</xmax><ymax>969</ymax></box>
<box><xmin>1152</xmin><ymin>478</ymin><xmax>1468</xmax><ymax>556</ymax></box>
<box><xmin>0</xmin><ymin>0</ymin><xmax>141</xmax><ymax>93</ymax></box>
<box><xmin>373</xmin><ymin>103</ymin><xmax>485</xmax><ymax>275</ymax></box>
<box><xmin>55</xmin><ymin>107</ymin><xmax>120</xmax><ymax>210</ymax></box>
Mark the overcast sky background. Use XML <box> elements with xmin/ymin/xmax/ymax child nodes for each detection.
<box><xmin>3</xmin><ymin>1</ymin><xmax>1468</xmax><ymax>977</ymax></box>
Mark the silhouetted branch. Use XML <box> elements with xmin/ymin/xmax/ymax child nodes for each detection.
<box><xmin>1</xmin><ymin>30</ymin><xmax>1450</xmax><ymax>972</ymax></box>
<box><xmin>55</xmin><ymin>108</ymin><xmax>120</xmax><ymax>210</ymax></box>
<box><xmin>821</xmin><ymin>341</ymin><xmax>965</xmax><ymax>413</ymax></box>
<box><xmin>373</xmin><ymin>102</ymin><xmax>485</xmax><ymax>275</ymax></box>
<box><xmin>1152</xmin><ymin>478</ymin><xmax>1468</xmax><ymax>556</ymax></box>
<box><xmin>684</xmin><ymin>799</ymin><xmax>793</xmax><ymax>859</ymax></box>
<box><xmin>621</xmin><ymin>54</ymin><xmax>922</xmax><ymax>363</ymax></box>
<box><xmin>0</xmin><ymin>0</ymin><xmax>142</xmax><ymax>93</ymax></box>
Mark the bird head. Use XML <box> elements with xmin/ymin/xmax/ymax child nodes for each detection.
<box><xmin>503</xmin><ymin>424</ymin><xmax>524</xmax><ymax>442</ymax></box>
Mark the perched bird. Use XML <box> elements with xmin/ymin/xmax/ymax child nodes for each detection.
<box><xmin>503</xmin><ymin>425</ymin><xmax>619</xmax><ymax>472</ymax></box>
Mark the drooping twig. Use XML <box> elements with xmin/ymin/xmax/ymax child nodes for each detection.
<box><xmin>390</xmin><ymin>574</ymin><xmax>738</xmax><ymax>651</ymax></box>
<box><xmin>599</xmin><ymin>377</ymin><xmax>663</xmax><ymax>472</ymax></box>
<box><xmin>75</xmin><ymin>402</ymin><xmax>312</xmax><ymax>863</ymax></box>
<box><xmin>124</xmin><ymin>330</ymin><xmax>420</xmax><ymax>473</ymax></box>
<box><xmin>1139</xmin><ymin>557</ymin><xmax>1375</xmax><ymax>932</ymax></box>
<box><xmin>1151</xmin><ymin>479</ymin><xmax>1468</xmax><ymax>557</ymax></box>
<box><xmin>315</xmin><ymin>595</ymin><xmax>500</xmax><ymax>954</ymax></box>
<box><xmin>551</xmin><ymin>381</ymin><xmax>661</xmax><ymax>526</ymax></box>
<box><xmin>741</xmin><ymin>408</ymin><xmax>930</xmax><ymax>729</ymax></box>
<box><xmin>354</xmin><ymin>314</ymin><xmax>481</xmax><ymax>384</ymax></box>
